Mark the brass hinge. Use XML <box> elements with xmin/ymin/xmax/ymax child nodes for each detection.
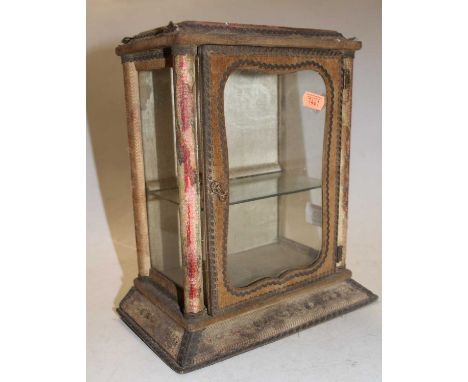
<box><xmin>342</xmin><ymin>69</ymin><xmax>351</xmax><ymax>90</ymax></box>
<box><xmin>336</xmin><ymin>245</ymin><xmax>344</xmax><ymax>263</ymax></box>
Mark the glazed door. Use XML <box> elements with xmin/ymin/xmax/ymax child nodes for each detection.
<box><xmin>200</xmin><ymin>45</ymin><xmax>345</xmax><ymax>313</ymax></box>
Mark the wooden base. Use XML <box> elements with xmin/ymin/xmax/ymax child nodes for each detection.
<box><xmin>117</xmin><ymin>273</ymin><xmax>377</xmax><ymax>373</ymax></box>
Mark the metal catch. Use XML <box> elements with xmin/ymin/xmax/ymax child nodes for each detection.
<box><xmin>210</xmin><ymin>181</ymin><xmax>228</xmax><ymax>202</ymax></box>
<box><xmin>342</xmin><ymin>69</ymin><xmax>351</xmax><ymax>89</ymax></box>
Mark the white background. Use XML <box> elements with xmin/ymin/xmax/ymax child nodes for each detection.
<box><xmin>1</xmin><ymin>0</ymin><xmax>467</xmax><ymax>381</ymax></box>
<box><xmin>86</xmin><ymin>1</ymin><xmax>381</xmax><ymax>380</ymax></box>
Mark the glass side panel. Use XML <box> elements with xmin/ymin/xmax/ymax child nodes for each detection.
<box><xmin>224</xmin><ymin>70</ymin><xmax>326</xmax><ymax>288</ymax></box>
<box><xmin>138</xmin><ymin>68</ymin><xmax>183</xmax><ymax>286</ymax></box>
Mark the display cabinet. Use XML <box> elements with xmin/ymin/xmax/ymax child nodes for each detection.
<box><xmin>115</xmin><ymin>21</ymin><xmax>377</xmax><ymax>373</ymax></box>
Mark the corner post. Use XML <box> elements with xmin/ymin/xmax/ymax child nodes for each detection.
<box><xmin>172</xmin><ymin>46</ymin><xmax>205</xmax><ymax>315</ymax></box>
<box><xmin>337</xmin><ymin>56</ymin><xmax>355</xmax><ymax>269</ymax></box>
<box><xmin>122</xmin><ymin>61</ymin><xmax>151</xmax><ymax>276</ymax></box>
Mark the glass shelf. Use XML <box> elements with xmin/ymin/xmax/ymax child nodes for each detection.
<box><xmin>229</xmin><ymin>172</ymin><xmax>321</xmax><ymax>205</ymax></box>
<box><xmin>147</xmin><ymin>172</ymin><xmax>321</xmax><ymax>206</ymax></box>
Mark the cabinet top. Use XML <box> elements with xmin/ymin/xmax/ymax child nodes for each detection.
<box><xmin>115</xmin><ymin>21</ymin><xmax>361</xmax><ymax>56</ymax></box>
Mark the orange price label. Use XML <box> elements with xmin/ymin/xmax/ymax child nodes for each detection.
<box><xmin>303</xmin><ymin>91</ymin><xmax>325</xmax><ymax>111</ymax></box>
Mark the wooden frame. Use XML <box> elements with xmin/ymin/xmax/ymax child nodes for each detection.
<box><xmin>115</xmin><ymin>21</ymin><xmax>377</xmax><ymax>373</ymax></box>
<box><xmin>200</xmin><ymin>45</ymin><xmax>345</xmax><ymax>313</ymax></box>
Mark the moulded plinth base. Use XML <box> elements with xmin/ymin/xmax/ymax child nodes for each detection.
<box><xmin>117</xmin><ymin>277</ymin><xmax>377</xmax><ymax>373</ymax></box>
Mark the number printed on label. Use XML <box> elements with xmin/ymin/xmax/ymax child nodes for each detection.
<box><xmin>303</xmin><ymin>91</ymin><xmax>325</xmax><ymax>111</ymax></box>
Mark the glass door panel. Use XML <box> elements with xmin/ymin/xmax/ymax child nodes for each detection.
<box><xmin>224</xmin><ymin>70</ymin><xmax>326</xmax><ymax>287</ymax></box>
